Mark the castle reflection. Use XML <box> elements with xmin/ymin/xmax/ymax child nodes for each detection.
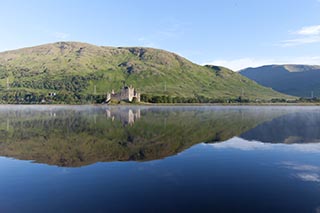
<box><xmin>105</xmin><ymin>108</ymin><xmax>141</xmax><ymax>125</ymax></box>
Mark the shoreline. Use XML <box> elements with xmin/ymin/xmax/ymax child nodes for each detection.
<box><xmin>0</xmin><ymin>102</ymin><xmax>319</xmax><ymax>107</ymax></box>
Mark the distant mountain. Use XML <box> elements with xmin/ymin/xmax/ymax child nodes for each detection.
<box><xmin>240</xmin><ymin>64</ymin><xmax>320</xmax><ymax>97</ymax></box>
<box><xmin>0</xmin><ymin>42</ymin><xmax>289</xmax><ymax>103</ymax></box>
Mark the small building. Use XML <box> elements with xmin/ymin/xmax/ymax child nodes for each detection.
<box><xmin>106</xmin><ymin>85</ymin><xmax>140</xmax><ymax>103</ymax></box>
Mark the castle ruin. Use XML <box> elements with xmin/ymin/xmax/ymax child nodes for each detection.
<box><xmin>106</xmin><ymin>85</ymin><xmax>140</xmax><ymax>103</ymax></box>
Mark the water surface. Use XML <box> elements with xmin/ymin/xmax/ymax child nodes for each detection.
<box><xmin>0</xmin><ymin>105</ymin><xmax>320</xmax><ymax>212</ymax></box>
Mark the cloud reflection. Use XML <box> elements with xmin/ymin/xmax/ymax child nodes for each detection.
<box><xmin>209</xmin><ymin>137</ymin><xmax>320</xmax><ymax>153</ymax></box>
<box><xmin>295</xmin><ymin>173</ymin><xmax>320</xmax><ymax>182</ymax></box>
<box><xmin>280</xmin><ymin>161</ymin><xmax>320</xmax><ymax>183</ymax></box>
<box><xmin>281</xmin><ymin>161</ymin><xmax>320</xmax><ymax>172</ymax></box>
<box><xmin>209</xmin><ymin>138</ymin><xmax>320</xmax><ymax>183</ymax></box>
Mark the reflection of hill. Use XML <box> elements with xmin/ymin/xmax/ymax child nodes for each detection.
<box><xmin>0</xmin><ymin>106</ymin><xmax>284</xmax><ymax>167</ymax></box>
<box><xmin>240</xmin><ymin>111</ymin><xmax>320</xmax><ymax>143</ymax></box>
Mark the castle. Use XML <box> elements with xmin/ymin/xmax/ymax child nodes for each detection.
<box><xmin>106</xmin><ymin>85</ymin><xmax>140</xmax><ymax>103</ymax></box>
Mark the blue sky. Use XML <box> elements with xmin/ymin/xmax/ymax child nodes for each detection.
<box><xmin>1</xmin><ymin>0</ymin><xmax>320</xmax><ymax>70</ymax></box>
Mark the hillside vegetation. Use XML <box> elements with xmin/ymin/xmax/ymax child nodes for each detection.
<box><xmin>0</xmin><ymin>42</ymin><xmax>291</xmax><ymax>103</ymax></box>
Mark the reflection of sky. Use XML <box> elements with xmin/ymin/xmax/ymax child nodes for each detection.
<box><xmin>2</xmin><ymin>137</ymin><xmax>320</xmax><ymax>212</ymax></box>
<box><xmin>209</xmin><ymin>137</ymin><xmax>320</xmax><ymax>184</ymax></box>
<box><xmin>281</xmin><ymin>161</ymin><xmax>320</xmax><ymax>183</ymax></box>
<box><xmin>208</xmin><ymin>137</ymin><xmax>320</xmax><ymax>153</ymax></box>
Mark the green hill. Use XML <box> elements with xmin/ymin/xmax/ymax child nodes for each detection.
<box><xmin>240</xmin><ymin>64</ymin><xmax>320</xmax><ymax>97</ymax></box>
<box><xmin>0</xmin><ymin>42</ymin><xmax>291</xmax><ymax>103</ymax></box>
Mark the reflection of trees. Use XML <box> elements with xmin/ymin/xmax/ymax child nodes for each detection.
<box><xmin>0</xmin><ymin>106</ymin><xmax>284</xmax><ymax>167</ymax></box>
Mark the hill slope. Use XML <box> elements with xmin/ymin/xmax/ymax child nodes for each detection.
<box><xmin>240</xmin><ymin>65</ymin><xmax>320</xmax><ymax>97</ymax></box>
<box><xmin>0</xmin><ymin>42</ymin><xmax>290</xmax><ymax>103</ymax></box>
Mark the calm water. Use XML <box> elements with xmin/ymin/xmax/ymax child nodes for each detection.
<box><xmin>1</xmin><ymin>105</ymin><xmax>320</xmax><ymax>212</ymax></box>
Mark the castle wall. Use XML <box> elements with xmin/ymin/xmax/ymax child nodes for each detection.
<box><xmin>107</xmin><ymin>86</ymin><xmax>140</xmax><ymax>103</ymax></box>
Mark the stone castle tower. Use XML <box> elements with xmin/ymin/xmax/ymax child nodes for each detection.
<box><xmin>106</xmin><ymin>85</ymin><xmax>140</xmax><ymax>103</ymax></box>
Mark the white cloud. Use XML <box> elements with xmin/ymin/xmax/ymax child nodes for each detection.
<box><xmin>204</xmin><ymin>58</ymin><xmax>275</xmax><ymax>71</ymax></box>
<box><xmin>204</xmin><ymin>56</ymin><xmax>320</xmax><ymax>71</ymax></box>
<box><xmin>205</xmin><ymin>25</ymin><xmax>320</xmax><ymax>70</ymax></box>
<box><xmin>53</xmin><ymin>32</ymin><xmax>70</xmax><ymax>40</ymax></box>
<box><xmin>280</xmin><ymin>25</ymin><xmax>320</xmax><ymax>47</ymax></box>
<box><xmin>296</xmin><ymin>25</ymin><xmax>320</xmax><ymax>35</ymax></box>
<box><xmin>281</xmin><ymin>36</ymin><xmax>320</xmax><ymax>47</ymax></box>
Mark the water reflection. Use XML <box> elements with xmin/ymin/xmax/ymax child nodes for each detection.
<box><xmin>280</xmin><ymin>161</ymin><xmax>320</xmax><ymax>183</ymax></box>
<box><xmin>241</xmin><ymin>111</ymin><xmax>320</xmax><ymax>143</ymax></box>
<box><xmin>2</xmin><ymin>106</ymin><xmax>320</xmax><ymax>212</ymax></box>
<box><xmin>105</xmin><ymin>108</ymin><xmax>141</xmax><ymax>126</ymax></box>
<box><xmin>210</xmin><ymin>137</ymin><xmax>320</xmax><ymax>153</ymax></box>
<box><xmin>0</xmin><ymin>106</ymin><xmax>319</xmax><ymax>167</ymax></box>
